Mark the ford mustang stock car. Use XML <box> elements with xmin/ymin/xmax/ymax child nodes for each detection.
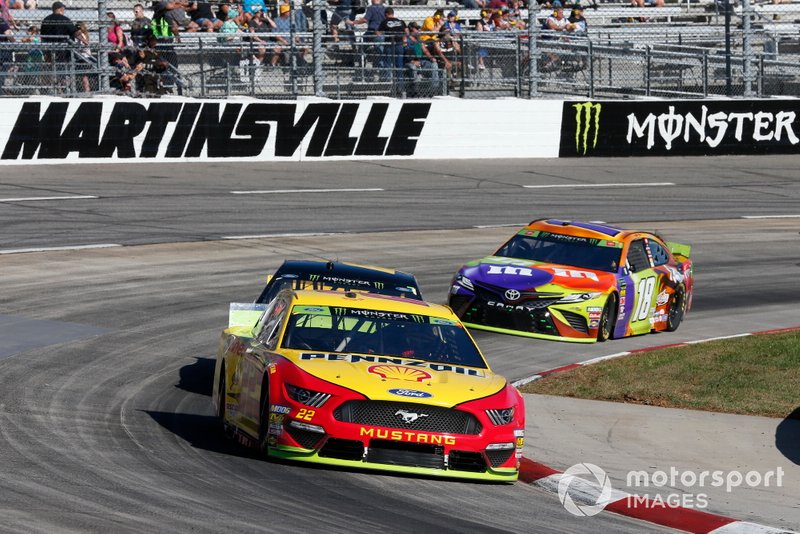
<box><xmin>213</xmin><ymin>290</ymin><xmax>525</xmax><ymax>481</ymax></box>
<box><xmin>229</xmin><ymin>260</ymin><xmax>423</xmax><ymax>328</ymax></box>
<box><xmin>448</xmin><ymin>219</ymin><xmax>693</xmax><ymax>343</ymax></box>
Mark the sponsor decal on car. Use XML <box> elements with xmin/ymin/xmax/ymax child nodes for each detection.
<box><xmin>300</xmin><ymin>353</ymin><xmax>487</xmax><ymax>377</ymax></box>
<box><xmin>368</xmin><ymin>364</ymin><xmax>432</xmax><ymax>382</ymax></box>
<box><xmin>656</xmin><ymin>290</ymin><xmax>670</xmax><ymax>306</ymax></box>
<box><xmin>387</xmin><ymin>388</ymin><xmax>433</xmax><ymax>399</ymax></box>
<box><xmin>270</xmin><ymin>404</ymin><xmax>291</xmax><ymax>414</ymax></box>
<box><xmin>359</xmin><ymin>427</ymin><xmax>455</xmax><ymax>445</ymax></box>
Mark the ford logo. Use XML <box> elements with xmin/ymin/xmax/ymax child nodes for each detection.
<box><xmin>388</xmin><ymin>388</ymin><xmax>433</xmax><ymax>399</ymax></box>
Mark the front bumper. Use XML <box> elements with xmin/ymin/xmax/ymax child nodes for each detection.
<box><xmin>449</xmin><ymin>284</ymin><xmax>603</xmax><ymax>343</ymax></box>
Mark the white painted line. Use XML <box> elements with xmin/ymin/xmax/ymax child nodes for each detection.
<box><xmin>0</xmin><ymin>195</ymin><xmax>98</xmax><ymax>202</ymax></box>
<box><xmin>523</xmin><ymin>182</ymin><xmax>675</xmax><ymax>189</ymax></box>
<box><xmin>230</xmin><ymin>188</ymin><xmax>383</xmax><ymax>195</ymax></box>
<box><xmin>741</xmin><ymin>214</ymin><xmax>800</xmax><ymax>219</ymax></box>
<box><xmin>684</xmin><ymin>333</ymin><xmax>751</xmax><ymax>344</ymax></box>
<box><xmin>709</xmin><ymin>521</ymin><xmax>797</xmax><ymax>534</ymax></box>
<box><xmin>0</xmin><ymin>243</ymin><xmax>121</xmax><ymax>255</ymax></box>
<box><xmin>222</xmin><ymin>232</ymin><xmax>344</xmax><ymax>240</ymax></box>
<box><xmin>473</xmin><ymin>223</ymin><xmax>526</xmax><ymax>229</ymax></box>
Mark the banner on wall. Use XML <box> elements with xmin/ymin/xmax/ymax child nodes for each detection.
<box><xmin>559</xmin><ymin>100</ymin><xmax>800</xmax><ymax>157</ymax></box>
<box><xmin>0</xmin><ymin>98</ymin><xmax>562</xmax><ymax>164</ymax></box>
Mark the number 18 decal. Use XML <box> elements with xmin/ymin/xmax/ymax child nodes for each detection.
<box><xmin>635</xmin><ymin>276</ymin><xmax>656</xmax><ymax>321</ymax></box>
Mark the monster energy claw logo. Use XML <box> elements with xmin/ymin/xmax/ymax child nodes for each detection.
<box><xmin>574</xmin><ymin>102</ymin><xmax>602</xmax><ymax>155</ymax></box>
<box><xmin>309</xmin><ymin>274</ymin><xmax>320</xmax><ymax>281</ymax></box>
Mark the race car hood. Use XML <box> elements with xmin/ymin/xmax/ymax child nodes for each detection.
<box><xmin>462</xmin><ymin>256</ymin><xmax>615</xmax><ymax>293</ymax></box>
<box><xmin>287</xmin><ymin>350</ymin><xmax>507</xmax><ymax>408</ymax></box>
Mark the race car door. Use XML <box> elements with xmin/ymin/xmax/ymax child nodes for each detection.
<box><xmin>624</xmin><ymin>238</ymin><xmax>659</xmax><ymax>335</ymax></box>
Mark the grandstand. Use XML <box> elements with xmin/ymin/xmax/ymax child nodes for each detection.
<box><xmin>0</xmin><ymin>0</ymin><xmax>797</xmax><ymax>98</ymax></box>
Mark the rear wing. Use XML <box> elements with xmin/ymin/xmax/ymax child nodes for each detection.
<box><xmin>229</xmin><ymin>302</ymin><xmax>268</xmax><ymax>329</ymax></box>
<box><xmin>666</xmin><ymin>241</ymin><xmax>691</xmax><ymax>261</ymax></box>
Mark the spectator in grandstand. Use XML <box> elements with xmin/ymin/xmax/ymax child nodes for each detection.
<box><xmin>507</xmin><ymin>0</ymin><xmax>526</xmax><ymax>29</ymax></box>
<box><xmin>377</xmin><ymin>7</ymin><xmax>406</xmax><ymax>87</ymax></box>
<box><xmin>474</xmin><ymin>9</ymin><xmax>494</xmax><ymax>70</ymax></box>
<box><xmin>274</xmin><ymin>3</ymin><xmax>310</xmax><ymax>63</ymax></box>
<box><xmin>289</xmin><ymin>0</ymin><xmax>307</xmax><ymax>32</ymax></box>
<box><xmin>131</xmin><ymin>34</ymin><xmax>171</xmax><ymax>93</ymax></box>
<box><xmin>567</xmin><ymin>5</ymin><xmax>587</xmax><ymax>34</ymax></box>
<box><xmin>152</xmin><ymin>0</ymin><xmax>199</xmax><ymax>39</ymax></box>
<box><xmin>404</xmin><ymin>21</ymin><xmax>440</xmax><ymax>97</ymax></box>
<box><xmin>247</xmin><ymin>10</ymin><xmax>284</xmax><ymax>66</ymax></box>
<box><xmin>421</xmin><ymin>9</ymin><xmax>444</xmax><ymax>41</ymax></box>
<box><xmin>0</xmin><ymin>16</ymin><xmax>13</xmax><ymax>79</ymax></box>
<box><xmin>189</xmin><ymin>2</ymin><xmax>223</xmax><ymax>31</ymax></box>
<box><xmin>109</xmin><ymin>50</ymin><xmax>139</xmax><ymax>92</ymax></box>
<box><xmin>242</xmin><ymin>0</ymin><xmax>266</xmax><ymax>18</ymax></box>
<box><xmin>349</xmin><ymin>0</ymin><xmax>385</xmax><ymax>77</ymax></box>
<box><xmin>329</xmin><ymin>0</ymin><xmax>355</xmax><ymax>47</ymax></box>
<box><xmin>130</xmin><ymin>3</ymin><xmax>152</xmax><ymax>46</ymax></box>
<box><xmin>21</xmin><ymin>24</ymin><xmax>44</xmax><ymax>85</ymax></box>
<box><xmin>461</xmin><ymin>0</ymin><xmax>487</xmax><ymax>10</ymax></box>
<box><xmin>489</xmin><ymin>0</ymin><xmax>509</xmax><ymax>9</ymax></box>
<box><xmin>41</xmin><ymin>2</ymin><xmax>85</xmax><ymax>62</ymax></box>
<box><xmin>540</xmin><ymin>2</ymin><xmax>568</xmax><ymax>71</ymax></box>
<box><xmin>9</xmin><ymin>0</ymin><xmax>35</xmax><ymax>9</ymax></box>
<box><xmin>0</xmin><ymin>0</ymin><xmax>19</xmax><ymax>29</ymax></box>
<box><xmin>492</xmin><ymin>9</ymin><xmax>511</xmax><ymax>30</ymax></box>
<box><xmin>630</xmin><ymin>0</ymin><xmax>664</xmax><ymax>7</ymax></box>
<box><xmin>437</xmin><ymin>25</ymin><xmax>460</xmax><ymax>79</ymax></box>
<box><xmin>443</xmin><ymin>11</ymin><xmax>461</xmax><ymax>34</ymax></box>
<box><xmin>107</xmin><ymin>12</ymin><xmax>128</xmax><ymax>49</ymax></box>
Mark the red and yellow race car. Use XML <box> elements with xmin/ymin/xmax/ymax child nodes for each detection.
<box><xmin>213</xmin><ymin>289</ymin><xmax>525</xmax><ymax>481</ymax></box>
<box><xmin>448</xmin><ymin>219</ymin><xmax>694</xmax><ymax>343</ymax></box>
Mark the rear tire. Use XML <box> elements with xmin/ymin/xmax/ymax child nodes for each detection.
<box><xmin>218</xmin><ymin>366</ymin><xmax>235</xmax><ymax>439</ymax></box>
<box><xmin>666</xmin><ymin>286</ymin><xmax>686</xmax><ymax>332</ymax></box>
<box><xmin>597</xmin><ymin>295</ymin><xmax>616</xmax><ymax>342</ymax></box>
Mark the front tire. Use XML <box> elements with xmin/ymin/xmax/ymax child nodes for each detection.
<box><xmin>597</xmin><ymin>295</ymin><xmax>616</xmax><ymax>342</ymax></box>
<box><xmin>666</xmin><ymin>286</ymin><xmax>686</xmax><ymax>332</ymax></box>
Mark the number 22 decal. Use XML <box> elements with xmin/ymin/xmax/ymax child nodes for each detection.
<box><xmin>635</xmin><ymin>276</ymin><xmax>656</xmax><ymax>321</ymax></box>
<box><xmin>296</xmin><ymin>408</ymin><xmax>315</xmax><ymax>421</ymax></box>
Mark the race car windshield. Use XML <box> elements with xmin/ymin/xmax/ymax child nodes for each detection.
<box><xmin>495</xmin><ymin>233</ymin><xmax>622</xmax><ymax>273</ymax></box>
<box><xmin>258</xmin><ymin>275</ymin><xmax>420</xmax><ymax>304</ymax></box>
<box><xmin>282</xmin><ymin>306</ymin><xmax>487</xmax><ymax>369</ymax></box>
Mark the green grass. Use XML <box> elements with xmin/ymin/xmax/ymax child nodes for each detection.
<box><xmin>521</xmin><ymin>330</ymin><xmax>800</xmax><ymax>419</ymax></box>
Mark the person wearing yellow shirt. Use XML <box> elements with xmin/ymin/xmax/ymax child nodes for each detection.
<box><xmin>420</xmin><ymin>8</ymin><xmax>444</xmax><ymax>41</ymax></box>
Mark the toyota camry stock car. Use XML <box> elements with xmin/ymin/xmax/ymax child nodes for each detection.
<box><xmin>448</xmin><ymin>219</ymin><xmax>693</xmax><ymax>343</ymax></box>
<box><xmin>213</xmin><ymin>289</ymin><xmax>525</xmax><ymax>481</ymax></box>
<box><xmin>229</xmin><ymin>260</ymin><xmax>423</xmax><ymax>329</ymax></box>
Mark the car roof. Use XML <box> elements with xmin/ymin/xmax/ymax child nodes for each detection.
<box><xmin>287</xmin><ymin>289</ymin><xmax>455</xmax><ymax>319</ymax></box>
<box><xmin>275</xmin><ymin>260</ymin><xmax>419</xmax><ymax>287</ymax></box>
<box><xmin>526</xmin><ymin>219</ymin><xmax>658</xmax><ymax>242</ymax></box>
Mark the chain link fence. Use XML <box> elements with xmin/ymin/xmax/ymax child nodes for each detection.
<box><xmin>0</xmin><ymin>0</ymin><xmax>798</xmax><ymax>98</ymax></box>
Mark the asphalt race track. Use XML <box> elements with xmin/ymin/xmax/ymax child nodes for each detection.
<box><xmin>0</xmin><ymin>156</ymin><xmax>798</xmax><ymax>532</ymax></box>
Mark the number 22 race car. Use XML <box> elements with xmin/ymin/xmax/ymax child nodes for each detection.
<box><xmin>448</xmin><ymin>219</ymin><xmax>694</xmax><ymax>343</ymax></box>
<box><xmin>213</xmin><ymin>289</ymin><xmax>525</xmax><ymax>481</ymax></box>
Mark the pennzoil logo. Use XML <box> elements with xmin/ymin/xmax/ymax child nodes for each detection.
<box><xmin>368</xmin><ymin>364</ymin><xmax>432</xmax><ymax>382</ymax></box>
<box><xmin>573</xmin><ymin>102</ymin><xmax>602</xmax><ymax>155</ymax></box>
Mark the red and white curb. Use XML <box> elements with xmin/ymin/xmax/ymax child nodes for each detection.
<box><xmin>519</xmin><ymin>458</ymin><xmax>795</xmax><ymax>534</ymax></box>
<box><xmin>511</xmin><ymin>326</ymin><xmax>800</xmax><ymax>388</ymax></box>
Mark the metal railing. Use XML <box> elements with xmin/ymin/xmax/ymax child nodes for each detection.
<box><xmin>1</xmin><ymin>1</ymin><xmax>798</xmax><ymax>99</ymax></box>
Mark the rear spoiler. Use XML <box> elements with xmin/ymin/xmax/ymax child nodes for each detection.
<box><xmin>229</xmin><ymin>302</ymin><xmax>268</xmax><ymax>329</ymax></box>
<box><xmin>666</xmin><ymin>241</ymin><xmax>691</xmax><ymax>260</ymax></box>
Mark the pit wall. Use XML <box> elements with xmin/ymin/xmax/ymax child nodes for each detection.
<box><xmin>0</xmin><ymin>97</ymin><xmax>797</xmax><ymax>164</ymax></box>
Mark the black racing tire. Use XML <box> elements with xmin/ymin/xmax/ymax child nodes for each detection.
<box><xmin>257</xmin><ymin>377</ymin><xmax>271</xmax><ymax>454</ymax></box>
<box><xmin>666</xmin><ymin>286</ymin><xmax>686</xmax><ymax>332</ymax></box>
<box><xmin>596</xmin><ymin>294</ymin><xmax>616</xmax><ymax>342</ymax></box>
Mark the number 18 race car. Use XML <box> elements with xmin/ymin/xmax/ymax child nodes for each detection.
<box><xmin>213</xmin><ymin>289</ymin><xmax>525</xmax><ymax>481</ymax></box>
<box><xmin>448</xmin><ymin>219</ymin><xmax>694</xmax><ymax>343</ymax></box>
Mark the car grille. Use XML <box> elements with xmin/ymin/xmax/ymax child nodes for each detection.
<box><xmin>461</xmin><ymin>301</ymin><xmax>559</xmax><ymax>336</ymax></box>
<box><xmin>486</xmin><ymin>448</ymin><xmax>515</xmax><ymax>468</ymax></box>
<box><xmin>285</xmin><ymin>425</ymin><xmax>325</xmax><ymax>450</ymax></box>
<box><xmin>334</xmin><ymin>401</ymin><xmax>482</xmax><ymax>435</ymax></box>
<box><xmin>560</xmin><ymin>310</ymin><xmax>588</xmax><ymax>334</ymax></box>
<box><xmin>366</xmin><ymin>440</ymin><xmax>445</xmax><ymax>469</ymax></box>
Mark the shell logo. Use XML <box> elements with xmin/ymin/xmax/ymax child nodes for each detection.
<box><xmin>368</xmin><ymin>364</ymin><xmax>432</xmax><ymax>382</ymax></box>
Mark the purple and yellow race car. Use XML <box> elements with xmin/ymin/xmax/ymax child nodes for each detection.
<box><xmin>448</xmin><ymin>219</ymin><xmax>694</xmax><ymax>343</ymax></box>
